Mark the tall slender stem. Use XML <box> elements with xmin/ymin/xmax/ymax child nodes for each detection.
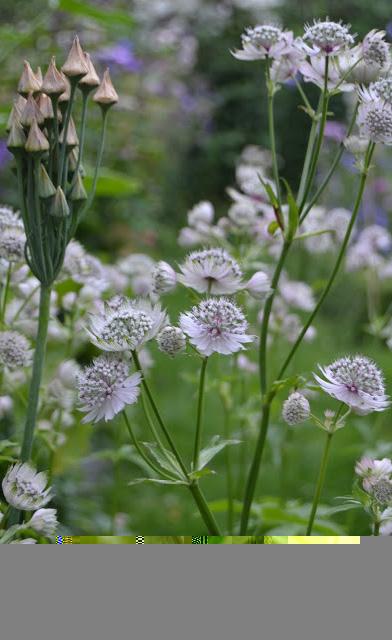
<box><xmin>193</xmin><ymin>357</ymin><xmax>208</xmax><ymax>470</ymax></box>
<box><xmin>69</xmin><ymin>90</ymin><xmax>89</xmax><ymax>192</ymax></box>
<box><xmin>305</xmin><ymin>432</ymin><xmax>333</xmax><ymax>535</ymax></box>
<box><xmin>297</xmin><ymin>94</ymin><xmax>323</xmax><ymax>206</ymax></box>
<box><xmin>59</xmin><ymin>80</ymin><xmax>77</xmax><ymax>188</ymax></box>
<box><xmin>0</xmin><ymin>263</ymin><xmax>12</xmax><ymax>324</ymax></box>
<box><xmin>266</xmin><ymin>62</ymin><xmax>281</xmax><ymax>208</ymax></box>
<box><xmin>222</xmin><ymin>399</ymin><xmax>234</xmax><ymax>534</ymax></box>
<box><xmin>78</xmin><ymin>109</ymin><xmax>108</xmax><ymax>224</ymax></box>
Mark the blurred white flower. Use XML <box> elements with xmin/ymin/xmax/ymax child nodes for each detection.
<box><xmin>280</xmin><ymin>279</ymin><xmax>315</xmax><ymax>311</ymax></box>
<box><xmin>228</xmin><ymin>202</ymin><xmax>258</xmax><ymax>227</ymax></box>
<box><xmin>299</xmin><ymin>55</ymin><xmax>353</xmax><ymax>92</ymax></box>
<box><xmin>0</xmin><ymin>205</ymin><xmax>23</xmax><ymax>232</ymax></box>
<box><xmin>0</xmin><ymin>395</ymin><xmax>13</xmax><ymax>418</ymax></box>
<box><xmin>179</xmin><ymin>248</ymin><xmax>243</xmax><ymax>294</ymax></box>
<box><xmin>152</xmin><ymin>261</ymin><xmax>177</xmax><ymax>294</ymax></box>
<box><xmin>0</xmin><ymin>331</ymin><xmax>32</xmax><ymax>370</ymax></box>
<box><xmin>355</xmin><ymin>456</ymin><xmax>392</xmax><ymax>491</ymax></box>
<box><xmin>157</xmin><ymin>325</ymin><xmax>186</xmax><ymax>356</ymax></box>
<box><xmin>0</xmin><ymin>226</ymin><xmax>26</xmax><ymax>263</ymax></box>
<box><xmin>28</xmin><ymin>508</ymin><xmax>58</xmax><ymax>536</ymax></box>
<box><xmin>246</xmin><ymin>271</ymin><xmax>272</xmax><ymax>300</ymax></box>
<box><xmin>187</xmin><ymin>201</ymin><xmax>214</xmax><ymax>226</ymax></box>
<box><xmin>2</xmin><ymin>462</ymin><xmax>52</xmax><ymax>510</ymax></box>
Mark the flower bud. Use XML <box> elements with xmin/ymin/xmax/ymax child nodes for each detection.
<box><xmin>157</xmin><ymin>326</ymin><xmax>186</xmax><ymax>357</ymax></box>
<box><xmin>62</xmin><ymin>35</ymin><xmax>88</xmax><ymax>79</ymax></box>
<box><xmin>20</xmin><ymin>93</ymin><xmax>45</xmax><ymax>128</ymax></box>
<box><xmin>42</xmin><ymin>56</ymin><xmax>67</xmax><ymax>96</ymax></box>
<box><xmin>37</xmin><ymin>93</ymin><xmax>54</xmax><ymax>121</ymax></box>
<box><xmin>246</xmin><ymin>271</ymin><xmax>272</xmax><ymax>300</ymax></box>
<box><xmin>344</xmin><ymin>135</ymin><xmax>369</xmax><ymax>155</ymax></box>
<box><xmin>7</xmin><ymin>120</ymin><xmax>26</xmax><ymax>151</ymax></box>
<box><xmin>58</xmin><ymin>73</ymin><xmax>71</xmax><ymax>109</ymax></box>
<box><xmin>38</xmin><ymin>163</ymin><xmax>56</xmax><ymax>198</ymax></box>
<box><xmin>152</xmin><ymin>261</ymin><xmax>177</xmax><ymax>294</ymax></box>
<box><xmin>59</xmin><ymin>116</ymin><xmax>79</xmax><ymax>148</ymax></box>
<box><xmin>93</xmin><ymin>68</ymin><xmax>118</xmax><ymax>108</ymax></box>
<box><xmin>25</xmin><ymin>118</ymin><xmax>49</xmax><ymax>153</ymax></box>
<box><xmin>28</xmin><ymin>508</ymin><xmax>58</xmax><ymax>536</ymax></box>
<box><xmin>282</xmin><ymin>392</ymin><xmax>310</xmax><ymax>425</ymax></box>
<box><xmin>50</xmin><ymin>186</ymin><xmax>70</xmax><ymax>217</ymax></box>
<box><xmin>6</xmin><ymin>100</ymin><xmax>23</xmax><ymax>132</ymax></box>
<box><xmin>79</xmin><ymin>52</ymin><xmax>100</xmax><ymax>90</ymax></box>
<box><xmin>70</xmin><ymin>172</ymin><xmax>87</xmax><ymax>201</ymax></box>
<box><xmin>18</xmin><ymin>60</ymin><xmax>41</xmax><ymax>96</ymax></box>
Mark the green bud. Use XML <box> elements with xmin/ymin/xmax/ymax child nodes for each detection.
<box><xmin>50</xmin><ymin>186</ymin><xmax>70</xmax><ymax>217</ymax></box>
<box><xmin>62</xmin><ymin>35</ymin><xmax>88</xmax><ymax>79</ymax></box>
<box><xmin>38</xmin><ymin>164</ymin><xmax>56</xmax><ymax>198</ymax></box>
<box><xmin>7</xmin><ymin>120</ymin><xmax>26</xmax><ymax>151</ymax></box>
<box><xmin>70</xmin><ymin>172</ymin><xmax>87</xmax><ymax>201</ymax></box>
<box><xmin>20</xmin><ymin>93</ymin><xmax>45</xmax><ymax>128</ymax></box>
<box><xmin>25</xmin><ymin>118</ymin><xmax>49</xmax><ymax>153</ymax></box>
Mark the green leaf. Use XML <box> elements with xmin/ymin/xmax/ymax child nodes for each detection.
<box><xmin>141</xmin><ymin>442</ymin><xmax>185</xmax><ymax>478</ymax></box>
<box><xmin>197</xmin><ymin>437</ymin><xmax>241</xmax><ymax>471</ymax></box>
<box><xmin>281</xmin><ymin>178</ymin><xmax>298</xmax><ymax>241</ymax></box>
<box><xmin>128</xmin><ymin>478</ymin><xmax>187</xmax><ymax>487</ymax></box>
<box><xmin>188</xmin><ymin>468</ymin><xmax>216</xmax><ymax>481</ymax></box>
<box><xmin>84</xmin><ymin>169</ymin><xmax>140</xmax><ymax>197</ymax></box>
<box><xmin>58</xmin><ymin>0</ymin><xmax>135</xmax><ymax>29</ymax></box>
<box><xmin>258</xmin><ymin>173</ymin><xmax>279</xmax><ymax>209</ymax></box>
<box><xmin>267</xmin><ymin>220</ymin><xmax>280</xmax><ymax>236</ymax></box>
<box><xmin>0</xmin><ymin>440</ymin><xmax>19</xmax><ymax>454</ymax></box>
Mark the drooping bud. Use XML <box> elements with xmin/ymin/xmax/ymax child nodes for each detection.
<box><xmin>93</xmin><ymin>68</ymin><xmax>118</xmax><ymax>108</ymax></box>
<box><xmin>79</xmin><ymin>52</ymin><xmax>100</xmax><ymax>91</ymax></box>
<box><xmin>7</xmin><ymin>120</ymin><xmax>26</xmax><ymax>151</ymax></box>
<box><xmin>42</xmin><ymin>56</ymin><xmax>67</xmax><ymax>96</ymax></box>
<box><xmin>20</xmin><ymin>93</ymin><xmax>45</xmax><ymax>128</ymax></box>
<box><xmin>50</xmin><ymin>186</ymin><xmax>70</xmax><ymax>217</ymax></box>
<box><xmin>25</xmin><ymin>118</ymin><xmax>49</xmax><ymax>153</ymax></box>
<box><xmin>15</xmin><ymin>95</ymin><xmax>27</xmax><ymax>112</ymax></box>
<box><xmin>246</xmin><ymin>271</ymin><xmax>272</xmax><ymax>300</ymax></box>
<box><xmin>37</xmin><ymin>93</ymin><xmax>54</xmax><ymax>121</ymax></box>
<box><xmin>38</xmin><ymin>163</ymin><xmax>56</xmax><ymax>198</ymax></box>
<box><xmin>59</xmin><ymin>116</ymin><xmax>79</xmax><ymax>148</ymax></box>
<box><xmin>70</xmin><ymin>172</ymin><xmax>87</xmax><ymax>201</ymax></box>
<box><xmin>62</xmin><ymin>35</ymin><xmax>88</xmax><ymax>79</ymax></box>
<box><xmin>18</xmin><ymin>60</ymin><xmax>42</xmax><ymax>96</ymax></box>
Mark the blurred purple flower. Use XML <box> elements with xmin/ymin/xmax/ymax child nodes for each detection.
<box><xmin>324</xmin><ymin>121</ymin><xmax>346</xmax><ymax>142</ymax></box>
<box><xmin>386</xmin><ymin>22</ymin><xmax>392</xmax><ymax>39</ymax></box>
<box><xmin>97</xmin><ymin>40</ymin><xmax>143</xmax><ymax>73</ymax></box>
<box><xmin>0</xmin><ymin>140</ymin><xmax>11</xmax><ymax>169</ymax></box>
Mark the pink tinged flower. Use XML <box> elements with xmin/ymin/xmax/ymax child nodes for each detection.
<box><xmin>232</xmin><ymin>25</ymin><xmax>294</xmax><ymax>62</ymax></box>
<box><xmin>178</xmin><ymin>248</ymin><xmax>243</xmax><ymax>295</ymax></box>
<box><xmin>77</xmin><ymin>354</ymin><xmax>141</xmax><ymax>423</ymax></box>
<box><xmin>179</xmin><ymin>297</ymin><xmax>253</xmax><ymax>356</ymax></box>
<box><xmin>303</xmin><ymin>19</ymin><xmax>355</xmax><ymax>56</ymax></box>
<box><xmin>299</xmin><ymin>55</ymin><xmax>353</xmax><ymax>92</ymax></box>
<box><xmin>2</xmin><ymin>462</ymin><xmax>52</xmax><ymax>510</ymax></box>
<box><xmin>314</xmin><ymin>355</ymin><xmax>390</xmax><ymax>415</ymax></box>
<box><xmin>355</xmin><ymin>457</ymin><xmax>392</xmax><ymax>491</ymax></box>
<box><xmin>357</xmin><ymin>94</ymin><xmax>392</xmax><ymax>144</ymax></box>
<box><xmin>246</xmin><ymin>271</ymin><xmax>272</xmax><ymax>300</ymax></box>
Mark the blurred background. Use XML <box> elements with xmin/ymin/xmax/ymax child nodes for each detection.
<box><xmin>1</xmin><ymin>0</ymin><xmax>392</xmax><ymax>535</ymax></box>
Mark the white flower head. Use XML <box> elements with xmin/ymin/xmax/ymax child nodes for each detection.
<box><xmin>187</xmin><ymin>201</ymin><xmax>214</xmax><ymax>227</ymax></box>
<box><xmin>0</xmin><ymin>205</ymin><xmax>23</xmax><ymax>232</ymax></box>
<box><xmin>232</xmin><ymin>25</ymin><xmax>293</xmax><ymax>62</ymax></box>
<box><xmin>303</xmin><ymin>19</ymin><xmax>354</xmax><ymax>55</ymax></box>
<box><xmin>355</xmin><ymin>456</ymin><xmax>392</xmax><ymax>491</ymax></box>
<box><xmin>246</xmin><ymin>271</ymin><xmax>272</xmax><ymax>300</ymax></box>
<box><xmin>87</xmin><ymin>297</ymin><xmax>167</xmax><ymax>352</ymax></box>
<box><xmin>0</xmin><ymin>395</ymin><xmax>13</xmax><ymax>418</ymax></box>
<box><xmin>180</xmin><ymin>297</ymin><xmax>253</xmax><ymax>356</ymax></box>
<box><xmin>0</xmin><ymin>226</ymin><xmax>26</xmax><ymax>263</ymax></box>
<box><xmin>2</xmin><ymin>462</ymin><xmax>52</xmax><ymax>510</ymax></box>
<box><xmin>371</xmin><ymin>77</ymin><xmax>392</xmax><ymax>105</ymax></box>
<box><xmin>282</xmin><ymin>392</ymin><xmax>310</xmax><ymax>425</ymax></box>
<box><xmin>314</xmin><ymin>355</ymin><xmax>389</xmax><ymax>415</ymax></box>
<box><xmin>77</xmin><ymin>354</ymin><xmax>141</xmax><ymax>423</ymax></box>
<box><xmin>179</xmin><ymin>248</ymin><xmax>243</xmax><ymax>295</ymax></box>
<box><xmin>157</xmin><ymin>326</ymin><xmax>186</xmax><ymax>357</ymax></box>
<box><xmin>228</xmin><ymin>202</ymin><xmax>258</xmax><ymax>227</ymax></box>
<box><xmin>28</xmin><ymin>508</ymin><xmax>58</xmax><ymax>536</ymax></box>
<box><xmin>152</xmin><ymin>261</ymin><xmax>177</xmax><ymax>294</ymax></box>
<box><xmin>357</xmin><ymin>94</ymin><xmax>392</xmax><ymax>144</ymax></box>
<box><xmin>362</xmin><ymin>30</ymin><xmax>390</xmax><ymax>68</ymax></box>
<box><xmin>0</xmin><ymin>330</ymin><xmax>32</xmax><ymax>369</ymax></box>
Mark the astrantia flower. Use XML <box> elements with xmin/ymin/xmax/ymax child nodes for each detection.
<box><xmin>228</xmin><ymin>202</ymin><xmax>257</xmax><ymax>227</ymax></box>
<box><xmin>0</xmin><ymin>330</ymin><xmax>32</xmax><ymax>369</ymax></box>
<box><xmin>303</xmin><ymin>19</ymin><xmax>354</xmax><ymax>55</ymax></box>
<box><xmin>0</xmin><ymin>205</ymin><xmax>23</xmax><ymax>232</ymax></box>
<box><xmin>28</xmin><ymin>508</ymin><xmax>58</xmax><ymax>536</ymax></box>
<box><xmin>179</xmin><ymin>248</ymin><xmax>243</xmax><ymax>295</ymax></box>
<box><xmin>370</xmin><ymin>77</ymin><xmax>392</xmax><ymax>105</ymax></box>
<box><xmin>187</xmin><ymin>201</ymin><xmax>214</xmax><ymax>227</ymax></box>
<box><xmin>355</xmin><ymin>457</ymin><xmax>392</xmax><ymax>491</ymax></box>
<box><xmin>152</xmin><ymin>261</ymin><xmax>177</xmax><ymax>294</ymax></box>
<box><xmin>232</xmin><ymin>25</ymin><xmax>293</xmax><ymax>61</ymax></box>
<box><xmin>362</xmin><ymin>30</ymin><xmax>390</xmax><ymax>68</ymax></box>
<box><xmin>77</xmin><ymin>354</ymin><xmax>141</xmax><ymax>423</ymax></box>
<box><xmin>369</xmin><ymin>479</ymin><xmax>392</xmax><ymax>506</ymax></box>
<box><xmin>314</xmin><ymin>355</ymin><xmax>389</xmax><ymax>415</ymax></box>
<box><xmin>2</xmin><ymin>462</ymin><xmax>52</xmax><ymax>510</ymax></box>
<box><xmin>246</xmin><ymin>271</ymin><xmax>272</xmax><ymax>300</ymax></box>
<box><xmin>357</xmin><ymin>95</ymin><xmax>392</xmax><ymax>144</ymax></box>
<box><xmin>180</xmin><ymin>297</ymin><xmax>253</xmax><ymax>356</ymax></box>
<box><xmin>282</xmin><ymin>392</ymin><xmax>310</xmax><ymax>425</ymax></box>
<box><xmin>157</xmin><ymin>326</ymin><xmax>186</xmax><ymax>357</ymax></box>
<box><xmin>0</xmin><ymin>226</ymin><xmax>26</xmax><ymax>262</ymax></box>
<box><xmin>87</xmin><ymin>297</ymin><xmax>167</xmax><ymax>352</ymax></box>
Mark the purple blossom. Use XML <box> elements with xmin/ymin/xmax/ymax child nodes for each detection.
<box><xmin>97</xmin><ymin>40</ymin><xmax>143</xmax><ymax>73</ymax></box>
<box><xmin>324</xmin><ymin>121</ymin><xmax>346</xmax><ymax>142</ymax></box>
<box><xmin>0</xmin><ymin>140</ymin><xmax>11</xmax><ymax>169</ymax></box>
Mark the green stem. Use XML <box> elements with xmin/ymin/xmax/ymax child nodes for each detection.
<box><xmin>11</xmin><ymin>285</ymin><xmax>40</xmax><ymax>324</ymax></box>
<box><xmin>305</xmin><ymin>432</ymin><xmax>334</xmax><ymax>535</ymax></box>
<box><xmin>78</xmin><ymin>109</ymin><xmax>108</xmax><ymax>224</ymax></box>
<box><xmin>60</xmin><ymin>80</ymin><xmax>77</xmax><ymax>188</ymax></box>
<box><xmin>277</xmin><ymin>143</ymin><xmax>375</xmax><ymax>381</ymax></box>
<box><xmin>193</xmin><ymin>357</ymin><xmax>208</xmax><ymax>471</ymax></box>
<box><xmin>0</xmin><ymin>263</ymin><xmax>12</xmax><ymax>324</ymax></box>
<box><xmin>373</xmin><ymin>519</ymin><xmax>380</xmax><ymax>536</ymax></box>
<box><xmin>222</xmin><ymin>398</ymin><xmax>234</xmax><ymax>534</ymax></box>
<box><xmin>297</xmin><ymin>94</ymin><xmax>323</xmax><ymax>206</ymax></box>
<box><xmin>188</xmin><ymin>482</ymin><xmax>221</xmax><ymax>535</ymax></box>
<box><xmin>266</xmin><ymin>62</ymin><xmax>281</xmax><ymax>208</ymax></box>
<box><xmin>69</xmin><ymin>90</ymin><xmax>89</xmax><ymax>192</ymax></box>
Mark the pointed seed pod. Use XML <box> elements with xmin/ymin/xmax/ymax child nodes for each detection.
<box><xmin>20</xmin><ymin>93</ymin><xmax>45</xmax><ymax>128</ymax></box>
<box><xmin>79</xmin><ymin>52</ymin><xmax>100</xmax><ymax>90</ymax></box>
<box><xmin>35</xmin><ymin>66</ymin><xmax>43</xmax><ymax>85</ymax></box>
<box><xmin>25</xmin><ymin>118</ymin><xmax>49</xmax><ymax>153</ymax></box>
<box><xmin>93</xmin><ymin>68</ymin><xmax>118</xmax><ymax>108</ymax></box>
<box><xmin>6</xmin><ymin>101</ymin><xmax>23</xmax><ymax>132</ymax></box>
<box><xmin>70</xmin><ymin>172</ymin><xmax>87</xmax><ymax>201</ymax></box>
<box><xmin>62</xmin><ymin>35</ymin><xmax>88</xmax><ymax>79</ymax></box>
<box><xmin>58</xmin><ymin>73</ymin><xmax>71</xmax><ymax>112</ymax></box>
<box><xmin>37</xmin><ymin>94</ymin><xmax>54</xmax><ymax>121</ymax></box>
<box><xmin>68</xmin><ymin>146</ymin><xmax>79</xmax><ymax>172</ymax></box>
<box><xmin>15</xmin><ymin>95</ymin><xmax>27</xmax><ymax>112</ymax></box>
<box><xmin>7</xmin><ymin>121</ymin><xmax>26</xmax><ymax>151</ymax></box>
<box><xmin>50</xmin><ymin>186</ymin><xmax>70</xmax><ymax>217</ymax></box>
<box><xmin>38</xmin><ymin>164</ymin><xmax>56</xmax><ymax>198</ymax></box>
<box><xmin>42</xmin><ymin>57</ymin><xmax>67</xmax><ymax>97</ymax></box>
<box><xmin>18</xmin><ymin>61</ymin><xmax>42</xmax><ymax>96</ymax></box>
<box><xmin>59</xmin><ymin>116</ymin><xmax>79</xmax><ymax>148</ymax></box>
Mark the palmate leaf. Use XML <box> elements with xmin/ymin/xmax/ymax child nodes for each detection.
<box><xmin>128</xmin><ymin>478</ymin><xmax>187</xmax><ymax>487</ymax></box>
<box><xmin>197</xmin><ymin>436</ymin><xmax>241</xmax><ymax>472</ymax></box>
<box><xmin>141</xmin><ymin>443</ymin><xmax>186</xmax><ymax>480</ymax></box>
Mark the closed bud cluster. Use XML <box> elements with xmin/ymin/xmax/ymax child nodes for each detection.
<box><xmin>282</xmin><ymin>392</ymin><xmax>310</xmax><ymax>425</ymax></box>
<box><xmin>18</xmin><ymin>60</ymin><xmax>41</xmax><ymax>96</ymax></box>
<box><xmin>93</xmin><ymin>69</ymin><xmax>119</xmax><ymax>108</ymax></box>
<box><xmin>152</xmin><ymin>261</ymin><xmax>177</xmax><ymax>294</ymax></box>
<box><xmin>157</xmin><ymin>326</ymin><xmax>186</xmax><ymax>357</ymax></box>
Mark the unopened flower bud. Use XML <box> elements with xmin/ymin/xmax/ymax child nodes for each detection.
<box><xmin>246</xmin><ymin>271</ymin><xmax>272</xmax><ymax>300</ymax></box>
<box><xmin>28</xmin><ymin>508</ymin><xmax>58</xmax><ymax>536</ymax></box>
<box><xmin>70</xmin><ymin>172</ymin><xmax>87</xmax><ymax>201</ymax></box>
<box><xmin>18</xmin><ymin>60</ymin><xmax>41</xmax><ymax>96</ymax></box>
<box><xmin>282</xmin><ymin>392</ymin><xmax>310</xmax><ymax>425</ymax></box>
<box><xmin>157</xmin><ymin>326</ymin><xmax>186</xmax><ymax>357</ymax></box>
<box><xmin>59</xmin><ymin>116</ymin><xmax>79</xmax><ymax>148</ymax></box>
<box><xmin>62</xmin><ymin>35</ymin><xmax>88</xmax><ymax>79</ymax></box>
<box><xmin>371</xmin><ymin>479</ymin><xmax>392</xmax><ymax>506</ymax></box>
<box><xmin>152</xmin><ymin>261</ymin><xmax>177</xmax><ymax>294</ymax></box>
<box><xmin>344</xmin><ymin>135</ymin><xmax>369</xmax><ymax>155</ymax></box>
<box><xmin>79</xmin><ymin>52</ymin><xmax>100</xmax><ymax>90</ymax></box>
<box><xmin>37</xmin><ymin>93</ymin><xmax>54</xmax><ymax>121</ymax></box>
<box><xmin>42</xmin><ymin>56</ymin><xmax>67</xmax><ymax>96</ymax></box>
<box><xmin>50</xmin><ymin>186</ymin><xmax>70</xmax><ymax>217</ymax></box>
<box><xmin>7</xmin><ymin>120</ymin><xmax>26</xmax><ymax>151</ymax></box>
<box><xmin>20</xmin><ymin>93</ymin><xmax>45</xmax><ymax>128</ymax></box>
<box><xmin>38</xmin><ymin>163</ymin><xmax>56</xmax><ymax>198</ymax></box>
<box><xmin>93</xmin><ymin>68</ymin><xmax>118</xmax><ymax>108</ymax></box>
<box><xmin>6</xmin><ymin>101</ymin><xmax>23</xmax><ymax>132</ymax></box>
<box><xmin>58</xmin><ymin>73</ymin><xmax>71</xmax><ymax>109</ymax></box>
<box><xmin>25</xmin><ymin>118</ymin><xmax>49</xmax><ymax>153</ymax></box>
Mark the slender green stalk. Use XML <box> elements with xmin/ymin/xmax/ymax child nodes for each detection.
<box><xmin>222</xmin><ymin>398</ymin><xmax>234</xmax><ymax>534</ymax></box>
<box><xmin>11</xmin><ymin>285</ymin><xmax>40</xmax><ymax>324</ymax></box>
<box><xmin>193</xmin><ymin>357</ymin><xmax>208</xmax><ymax>470</ymax></box>
<box><xmin>0</xmin><ymin>263</ymin><xmax>12</xmax><ymax>324</ymax></box>
<box><xmin>305</xmin><ymin>432</ymin><xmax>334</xmax><ymax>535</ymax></box>
<box><xmin>188</xmin><ymin>482</ymin><xmax>221</xmax><ymax>535</ymax></box>
<box><xmin>266</xmin><ymin>62</ymin><xmax>281</xmax><ymax>208</ymax></box>
<box><xmin>373</xmin><ymin>519</ymin><xmax>380</xmax><ymax>536</ymax></box>
<box><xmin>69</xmin><ymin>90</ymin><xmax>89</xmax><ymax>192</ymax></box>
<box><xmin>297</xmin><ymin>94</ymin><xmax>323</xmax><ymax>206</ymax></box>
<box><xmin>78</xmin><ymin>109</ymin><xmax>108</xmax><ymax>222</ymax></box>
<box><xmin>59</xmin><ymin>80</ymin><xmax>77</xmax><ymax>187</ymax></box>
